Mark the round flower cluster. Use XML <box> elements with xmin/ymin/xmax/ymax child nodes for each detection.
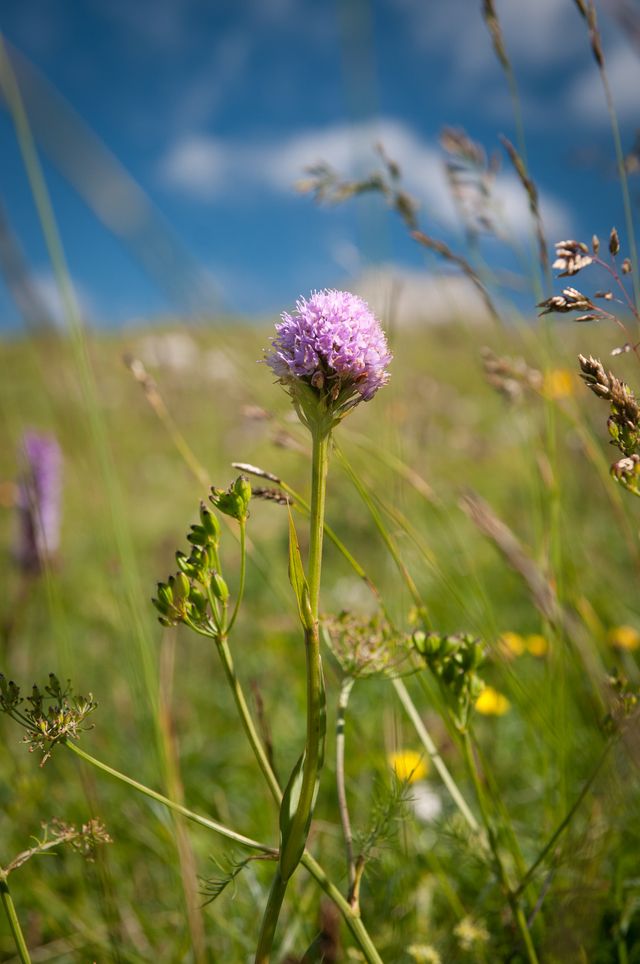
<box><xmin>266</xmin><ymin>289</ymin><xmax>392</xmax><ymax>407</ymax></box>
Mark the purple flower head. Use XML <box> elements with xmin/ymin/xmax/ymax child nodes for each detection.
<box><xmin>265</xmin><ymin>290</ymin><xmax>392</xmax><ymax>423</ymax></box>
<box><xmin>14</xmin><ymin>432</ymin><xmax>62</xmax><ymax>572</ymax></box>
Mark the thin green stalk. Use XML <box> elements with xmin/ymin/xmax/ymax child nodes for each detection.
<box><xmin>0</xmin><ymin>875</ymin><xmax>31</xmax><ymax>964</ymax></box>
<box><xmin>307</xmin><ymin>428</ymin><xmax>329</xmax><ymax>616</ymax></box>
<box><xmin>67</xmin><ymin>734</ymin><xmax>382</xmax><ymax>961</ymax></box>
<box><xmin>334</xmin><ymin>445</ymin><xmax>423</xmax><ymax>607</ymax></box>
<box><xmin>256</xmin><ymin>426</ymin><xmax>329</xmax><ymax>961</ymax></box>
<box><xmin>216</xmin><ymin>635</ymin><xmax>282</xmax><ymax>804</ymax></box>
<box><xmin>66</xmin><ymin>742</ymin><xmax>275</xmax><ymax>855</ymax></box>
<box><xmin>514</xmin><ymin>739</ymin><xmax>612</xmax><ymax>898</ymax></box>
<box><xmin>336</xmin><ymin>677</ymin><xmax>357</xmax><ymax>895</ymax></box>
<box><xmin>462</xmin><ymin>733</ymin><xmax>539</xmax><ymax>964</ymax></box>
<box><xmin>392</xmin><ymin>678</ymin><xmax>479</xmax><ymax>834</ymax></box>
<box><xmin>226</xmin><ymin>518</ymin><xmax>247</xmax><ymax>634</ymax></box>
<box><xmin>300</xmin><ymin>853</ymin><xmax>383</xmax><ymax>964</ymax></box>
<box><xmin>596</xmin><ymin>19</ymin><xmax>640</xmax><ymax>309</ymax></box>
<box><xmin>255</xmin><ymin>869</ymin><xmax>288</xmax><ymax>964</ymax></box>
<box><xmin>212</xmin><ymin>626</ymin><xmax>382</xmax><ymax>962</ymax></box>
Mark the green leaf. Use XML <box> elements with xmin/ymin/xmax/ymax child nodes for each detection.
<box><xmin>279</xmin><ymin>750</ymin><xmax>306</xmax><ymax>850</ymax></box>
<box><xmin>287</xmin><ymin>507</ymin><xmax>313</xmax><ymax>631</ymax></box>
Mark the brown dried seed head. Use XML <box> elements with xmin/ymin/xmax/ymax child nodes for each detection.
<box><xmin>622</xmin><ymin>258</ymin><xmax>632</xmax><ymax>274</ymax></box>
<box><xmin>592</xmin><ymin>234</ymin><xmax>600</xmax><ymax>255</ymax></box>
<box><xmin>609</xmin><ymin>227</ymin><xmax>620</xmax><ymax>256</ymax></box>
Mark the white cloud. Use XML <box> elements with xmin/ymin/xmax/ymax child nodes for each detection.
<box><xmin>566</xmin><ymin>41</ymin><xmax>640</xmax><ymax>124</ymax></box>
<box><xmin>350</xmin><ymin>265</ymin><xmax>497</xmax><ymax>327</ymax></box>
<box><xmin>158</xmin><ymin>135</ymin><xmax>227</xmax><ymax>198</ymax></box>
<box><xmin>159</xmin><ymin>117</ymin><xmax>571</xmax><ymax>240</ymax></box>
<box><xmin>389</xmin><ymin>0</ymin><xmax>581</xmax><ymax>79</ymax></box>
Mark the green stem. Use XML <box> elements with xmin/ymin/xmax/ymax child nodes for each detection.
<box><xmin>214</xmin><ymin>628</ymin><xmax>383</xmax><ymax>962</ymax></box>
<box><xmin>336</xmin><ymin>677</ymin><xmax>356</xmax><ymax>895</ymax></box>
<box><xmin>307</xmin><ymin>427</ymin><xmax>329</xmax><ymax>616</ymax></box>
<box><xmin>462</xmin><ymin>733</ymin><xmax>539</xmax><ymax>964</ymax></box>
<box><xmin>392</xmin><ymin>678</ymin><xmax>479</xmax><ymax>835</ymax></box>
<box><xmin>66</xmin><ymin>743</ymin><xmax>275</xmax><ymax>855</ymax></box>
<box><xmin>227</xmin><ymin>518</ymin><xmax>247</xmax><ymax>634</ymax></box>
<box><xmin>300</xmin><ymin>853</ymin><xmax>383</xmax><ymax>964</ymax></box>
<box><xmin>216</xmin><ymin>635</ymin><xmax>281</xmax><ymax>804</ymax></box>
<box><xmin>254</xmin><ymin>869</ymin><xmax>288</xmax><ymax>964</ymax></box>
<box><xmin>258</xmin><ymin>425</ymin><xmax>329</xmax><ymax>958</ymax></box>
<box><xmin>68</xmin><ymin>738</ymin><xmax>382</xmax><ymax>961</ymax></box>
<box><xmin>0</xmin><ymin>875</ymin><xmax>31</xmax><ymax>964</ymax></box>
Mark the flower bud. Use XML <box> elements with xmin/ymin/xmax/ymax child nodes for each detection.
<box><xmin>200</xmin><ymin>502</ymin><xmax>221</xmax><ymax>541</ymax></box>
<box><xmin>187</xmin><ymin>525</ymin><xmax>208</xmax><ymax>546</ymax></box>
<box><xmin>210</xmin><ymin>571</ymin><xmax>230</xmax><ymax>602</ymax></box>
<box><xmin>173</xmin><ymin>572</ymin><xmax>191</xmax><ymax>602</ymax></box>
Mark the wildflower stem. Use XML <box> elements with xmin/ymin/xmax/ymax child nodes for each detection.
<box><xmin>226</xmin><ymin>518</ymin><xmax>247</xmax><ymax>634</ymax></box>
<box><xmin>215</xmin><ymin>634</ymin><xmax>282</xmax><ymax>804</ymax></box>
<box><xmin>67</xmin><ymin>733</ymin><xmax>382</xmax><ymax>960</ymax></box>
<box><xmin>66</xmin><ymin>742</ymin><xmax>276</xmax><ymax>854</ymax></box>
<box><xmin>300</xmin><ymin>853</ymin><xmax>383</xmax><ymax>964</ymax></box>
<box><xmin>255</xmin><ymin>869</ymin><xmax>288</xmax><ymax>964</ymax></box>
<box><xmin>255</xmin><ymin>425</ymin><xmax>329</xmax><ymax>960</ymax></box>
<box><xmin>0</xmin><ymin>875</ymin><xmax>31</xmax><ymax>964</ymax></box>
<box><xmin>393</xmin><ymin>677</ymin><xmax>480</xmax><ymax>834</ymax></box>
<box><xmin>462</xmin><ymin>732</ymin><xmax>539</xmax><ymax>964</ymax></box>
<box><xmin>307</xmin><ymin>426</ymin><xmax>329</xmax><ymax>616</ymax></box>
<box><xmin>211</xmin><ymin>628</ymin><xmax>383</xmax><ymax>962</ymax></box>
<box><xmin>336</xmin><ymin>676</ymin><xmax>357</xmax><ymax>897</ymax></box>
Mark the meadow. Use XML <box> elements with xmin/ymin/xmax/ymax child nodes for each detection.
<box><xmin>3</xmin><ymin>2</ymin><xmax>640</xmax><ymax>960</ymax></box>
<box><xmin>2</xmin><ymin>308</ymin><xmax>640</xmax><ymax>962</ymax></box>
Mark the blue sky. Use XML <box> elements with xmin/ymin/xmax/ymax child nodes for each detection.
<box><xmin>0</xmin><ymin>0</ymin><xmax>639</xmax><ymax>328</ymax></box>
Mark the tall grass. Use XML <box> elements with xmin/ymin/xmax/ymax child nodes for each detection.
<box><xmin>2</xmin><ymin>2</ymin><xmax>640</xmax><ymax>962</ymax></box>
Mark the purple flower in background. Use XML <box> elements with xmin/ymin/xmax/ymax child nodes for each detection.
<box><xmin>265</xmin><ymin>290</ymin><xmax>392</xmax><ymax>417</ymax></box>
<box><xmin>15</xmin><ymin>432</ymin><xmax>62</xmax><ymax>571</ymax></box>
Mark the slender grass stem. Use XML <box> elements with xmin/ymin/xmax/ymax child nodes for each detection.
<box><xmin>393</xmin><ymin>678</ymin><xmax>479</xmax><ymax>834</ymax></box>
<box><xmin>336</xmin><ymin>677</ymin><xmax>357</xmax><ymax>896</ymax></box>
<box><xmin>599</xmin><ymin>46</ymin><xmax>640</xmax><ymax>310</ymax></box>
<box><xmin>514</xmin><ymin>739</ymin><xmax>612</xmax><ymax>898</ymax></box>
<box><xmin>462</xmin><ymin>733</ymin><xmax>539</xmax><ymax>964</ymax></box>
<box><xmin>335</xmin><ymin>446</ymin><xmax>423</xmax><ymax>607</ymax></box>
<box><xmin>66</xmin><ymin>743</ymin><xmax>276</xmax><ymax>854</ymax></box>
<box><xmin>0</xmin><ymin>875</ymin><xmax>31</xmax><ymax>964</ymax></box>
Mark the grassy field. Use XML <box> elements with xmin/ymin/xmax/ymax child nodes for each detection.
<box><xmin>1</xmin><ymin>313</ymin><xmax>640</xmax><ymax>962</ymax></box>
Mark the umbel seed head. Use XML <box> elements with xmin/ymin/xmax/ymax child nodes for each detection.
<box><xmin>264</xmin><ymin>289</ymin><xmax>392</xmax><ymax>428</ymax></box>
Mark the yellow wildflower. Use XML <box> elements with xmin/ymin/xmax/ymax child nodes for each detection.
<box><xmin>475</xmin><ymin>686</ymin><xmax>510</xmax><ymax>716</ymax></box>
<box><xmin>541</xmin><ymin>369</ymin><xmax>575</xmax><ymax>400</ymax></box>
<box><xmin>389</xmin><ymin>749</ymin><xmax>428</xmax><ymax>783</ymax></box>
<box><xmin>499</xmin><ymin>631</ymin><xmax>525</xmax><ymax>658</ymax></box>
<box><xmin>608</xmin><ymin>625</ymin><xmax>640</xmax><ymax>651</ymax></box>
<box><xmin>526</xmin><ymin>634</ymin><xmax>548</xmax><ymax>657</ymax></box>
